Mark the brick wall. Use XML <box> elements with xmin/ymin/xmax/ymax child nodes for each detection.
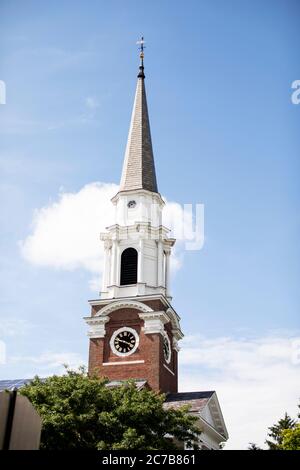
<box><xmin>88</xmin><ymin>305</ymin><xmax>178</xmax><ymax>393</ymax></box>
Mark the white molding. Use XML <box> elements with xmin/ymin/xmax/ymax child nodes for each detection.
<box><xmin>102</xmin><ymin>360</ymin><xmax>144</xmax><ymax>366</ymax></box>
<box><xmin>197</xmin><ymin>415</ymin><xmax>227</xmax><ymax>442</ymax></box>
<box><xmin>95</xmin><ymin>299</ymin><xmax>153</xmax><ymax>317</ymax></box>
<box><xmin>207</xmin><ymin>393</ymin><xmax>229</xmax><ymax>439</ymax></box>
<box><xmin>86</xmin><ymin>295</ymin><xmax>184</xmax><ymax>343</ymax></box>
<box><xmin>109</xmin><ymin>326</ymin><xmax>140</xmax><ymax>357</ymax></box>
<box><xmin>84</xmin><ymin>315</ymin><xmax>109</xmax><ymax>338</ymax></box>
<box><xmin>172</xmin><ymin>336</ymin><xmax>180</xmax><ymax>352</ymax></box>
<box><xmin>163</xmin><ymin>363</ymin><xmax>175</xmax><ymax>376</ymax></box>
<box><xmin>111</xmin><ymin>188</ymin><xmax>165</xmax><ymax>207</ymax></box>
<box><xmin>166</xmin><ymin>308</ymin><xmax>182</xmax><ymax>334</ymax></box>
<box><xmin>139</xmin><ymin>311</ymin><xmax>169</xmax><ymax>335</ymax></box>
<box><xmin>89</xmin><ymin>294</ymin><xmax>171</xmax><ymax>309</ymax></box>
<box><xmin>163</xmin><ymin>330</ymin><xmax>172</xmax><ymax>364</ymax></box>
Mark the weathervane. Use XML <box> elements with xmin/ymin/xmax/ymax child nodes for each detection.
<box><xmin>136</xmin><ymin>37</ymin><xmax>145</xmax><ymax>78</ymax></box>
<box><xmin>136</xmin><ymin>36</ymin><xmax>145</xmax><ymax>61</ymax></box>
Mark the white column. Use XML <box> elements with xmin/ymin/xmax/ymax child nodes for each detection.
<box><xmin>116</xmin><ymin>241</ymin><xmax>121</xmax><ymax>286</ymax></box>
<box><xmin>101</xmin><ymin>243</ymin><xmax>110</xmax><ymax>291</ymax></box>
<box><xmin>165</xmin><ymin>248</ymin><xmax>171</xmax><ymax>297</ymax></box>
<box><xmin>110</xmin><ymin>240</ymin><xmax>117</xmax><ymax>285</ymax></box>
<box><xmin>107</xmin><ymin>246</ymin><xmax>111</xmax><ymax>286</ymax></box>
<box><xmin>157</xmin><ymin>239</ymin><xmax>163</xmax><ymax>286</ymax></box>
<box><xmin>138</xmin><ymin>238</ymin><xmax>144</xmax><ymax>283</ymax></box>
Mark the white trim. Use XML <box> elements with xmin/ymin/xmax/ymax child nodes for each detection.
<box><xmin>94</xmin><ymin>299</ymin><xmax>153</xmax><ymax>317</ymax></box>
<box><xmin>89</xmin><ymin>294</ymin><xmax>171</xmax><ymax>310</ymax></box>
<box><xmin>197</xmin><ymin>415</ymin><xmax>227</xmax><ymax>442</ymax></box>
<box><xmin>109</xmin><ymin>326</ymin><xmax>139</xmax><ymax>357</ymax></box>
<box><xmin>111</xmin><ymin>188</ymin><xmax>165</xmax><ymax>207</ymax></box>
<box><xmin>206</xmin><ymin>393</ymin><xmax>229</xmax><ymax>439</ymax></box>
<box><xmin>172</xmin><ymin>336</ymin><xmax>180</xmax><ymax>352</ymax></box>
<box><xmin>84</xmin><ymin>315</ymin><xmax>110</xmax><ymax>338</ymax></box>
<box><xmin>139</xmin><ymin>310</ymin><xmax>169</xmax><ymax>335</ymax></box>
<box><xmin>163</xmin><ymin>330</ymin><xmax>171</xmax><ymax>364</ymax></box>
<box><xmin>87</xmin><ymin>295</ymin><xmax>184</xmax><ymax>341</ymax></box>
<box><xmin>102</xmin><ymin>360</ymin><xmax>144</xmax><ymax>366</ymax></box>
<box><xmin>163</xmin><ymin>363</ymin><xmax>175</xmax><ymax>376</ymax></box>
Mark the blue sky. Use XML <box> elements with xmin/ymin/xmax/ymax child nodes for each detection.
<box><xmin>0</xmin><ymin>0</ymin><xmax>299</xmax><ymax>449</ymax></box>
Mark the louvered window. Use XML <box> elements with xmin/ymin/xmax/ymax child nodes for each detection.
<box><xmin>120</xmin><ymin>248</ymin><xmax>138</xmax><ymax>285</ymax></box>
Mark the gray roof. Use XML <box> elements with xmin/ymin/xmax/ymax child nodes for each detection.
<box><xmin>0</xmin><ymin>378</ymin><xmax>147</xmax><ymax>392</ymax></box>
<box><xmin>164</xmin><ymin>391</ymin><xmax>215</xmax><ymax>412</ymax></box>
<box><xmin>105</xmin><ymin>379</ymin><xmax>148</xmax><ymax>390</ymax></box>
<box><xmin>119</xmin><ymin>66</ymin><xmax>158</xmax><ymax>193</ymax></box>
<box><xmin>0</xmin><ymin>379</ymin><xmax>33</xmax><ymax>391</ymax></box>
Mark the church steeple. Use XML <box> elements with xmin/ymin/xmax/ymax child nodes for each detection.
<box><xmin>85</xmin><ymin>38</ymin><xmax>183</xmax><ymax>396</ymax></box>
<box><xmin>119</xmin><ymin>37</ymin><xmax>158</xmax><ymax>193</ymax></box>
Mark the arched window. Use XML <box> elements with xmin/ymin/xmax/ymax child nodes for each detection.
<box><xmin>120</xmin><ymin>248</ymin><xmax>138</xmax><ymax>285</ymax></box>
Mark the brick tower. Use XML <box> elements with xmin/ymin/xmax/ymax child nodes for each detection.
<box><xmin>84</xmin><ymin>39</ymin><xmax>183</xmax><ymax>393</ymax></box>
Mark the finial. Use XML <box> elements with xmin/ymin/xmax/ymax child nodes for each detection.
<box><xmin>136</xmin><ymin>36</ymin><xmax>145</xmax><ymax>79</ymax></box>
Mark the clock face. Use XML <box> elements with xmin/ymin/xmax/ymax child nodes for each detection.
<box><xmin>127</xmin><ymin>200</ymin><xmax>136</xmax><ymax>209</ymax></box>
<box><xmin>163</xmin><ymin>332</ymin><xmax>171</xmax><ymax>364</ymax></box>
<box><xmin>110</xmin><ymin>327</ymin><xmax>139</xmax><ymax>357</ymax></box>
<box><xmin>114</xmin><ymin>330</ymin><xmax>136</xmax><ymax>354</ymax></box>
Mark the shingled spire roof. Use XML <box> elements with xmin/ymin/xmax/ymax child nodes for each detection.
<box><xmin>119</xmin><ymin>41</ymin><xmax>158</xmax><ymax>193</ymax></box>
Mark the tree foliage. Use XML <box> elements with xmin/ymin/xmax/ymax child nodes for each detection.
<box><xmin>20</xmin><ymin>367</ymin><xmax>201</xmax><ymax>450</ymax></box>
<box><xmin>265</xmin><ymin>412</ymin><xmax>296</xmax><ymax>450</ymax></box>
<box><xmin>278</xmin><ymin>402</ymin><xmax>300</xmax><ymax>450</ymax></box>
<box><xmin>280</xmin><ymin>424</ymin><xmax>300</xmax><ymax>450</ymax></box>
<box><xmin>248</xmin><ymin>403</ymin><xmax>300</xmax><ymax>450</ymax></box>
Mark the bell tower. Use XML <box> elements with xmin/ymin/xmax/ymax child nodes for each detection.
<box><xmin>85</xmin><ymin>38</ymin><xmax>183</xmax><ymax>393</ymax></box>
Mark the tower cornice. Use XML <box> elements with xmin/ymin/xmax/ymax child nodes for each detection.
<box><xmin>100</xmin><ymin>223</ymin><xmax>171</xmax><ymax>240</ymax></box>
<box><xmin>111</xmin><ymin>188</ymin><xmax>164</xmax><ymax>207</ymax></box>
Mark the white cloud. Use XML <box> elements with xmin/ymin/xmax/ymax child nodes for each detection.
<box><xmin>0</xmin><ymin>317</ymin><xmax>34</xmax><ymax>338</ymax></box>
<box><xmin>178</xmin><ymin>334</ymin><xmax>300</xmax><ymax>449</ymax></box>
<box><xmin>0</xmin><ymin>349</ymin><xmax>86</xmax><ymax>379</ymax></box>
<box><xmin>20</xmin><ymin>182</ymin><xmax>117</xmax><ymax>279</ymax></box>
<box><xmin>20</xmin><ymin>182</ymin><xmax>190</xmax><ymax>291</ymax></box>
<box><xmin>11</xmin><ymin>351</ymin><xmax>84</xmax><ymax>371</ymax></box>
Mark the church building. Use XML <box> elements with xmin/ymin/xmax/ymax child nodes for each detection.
<box><xmin>84</xmin><ymin>40</ymin><xmax>228</xmax><ymax>450</ymax></box>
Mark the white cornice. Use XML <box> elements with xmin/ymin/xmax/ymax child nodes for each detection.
<box><xmin>94</xmin><ymin>299</ymin><xmax>153</xmax><ymax>317</ymax></box>
<box><xmin>139</xmin><ymin>310</ymin><xmax>169</xmax><ymax>335</ymax></box>
<box><xmin>84</xmin><ymin>315</ymin><xmax>110</xmax><ymax>338</ymax></box>
<box><xmin>101</xmin><ymin>223</ymin><xmax>171</xmax><ymax>240</ymax></box>
<box><xmin>87</xmin><ymin>295</ymin><xmax>184</xmax><ymax>339</ymax></box>
<box><xmin>111</xmin><ymin>189</ymin><xmax>165</xmax><ymax>207</ymax></box>
<box><xmin>207</xmin><ymin>393</ymin><xmax>229</xmax><ymax>439</ymax></box>
<box><xmin>89</xmin><ymin>294</ymin><xmax>184</xmax><ymax>340</ymax></box>
<box><xmin>89</xmin><ymin>294</ymin><xmax>180</xmax><ymax>318</ymax></box>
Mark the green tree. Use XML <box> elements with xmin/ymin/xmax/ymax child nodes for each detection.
<box><xmin>20</xmin><ymin>367</ymin><xmax>201</xmax><ymax>450</ymax></box>
<box><xmin>265</xmin><ymin>412</ymin><xmax>296</xmax><ymax>450</ymax></box>
<box><xmin>280</xmin><ymin>424</ymin><xmax>300</xmax><ymax>450</ymax></box>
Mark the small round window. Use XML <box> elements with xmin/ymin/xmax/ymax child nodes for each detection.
<box><xmin>127</xmin><ymin>200</ymin><xmax>136</xmax><ymax>208</ymax></box>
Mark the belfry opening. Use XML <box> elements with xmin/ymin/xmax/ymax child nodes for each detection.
<box><xmin>120</xmin><ymin>248</ymin><xmax>138</xmax><ymax>285</ymax></box>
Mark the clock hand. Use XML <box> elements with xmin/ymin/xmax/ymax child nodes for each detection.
<box><xmin>117</xmin><ymin>339</ymin><xmax>134</xmax><ymax>347</ymax></box>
